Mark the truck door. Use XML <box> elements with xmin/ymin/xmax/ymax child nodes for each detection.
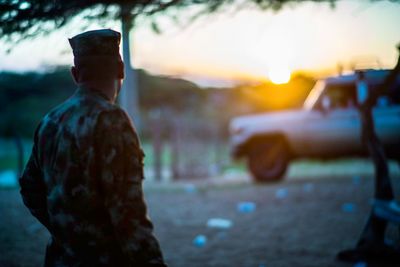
<box><xmin>301</xmin><ymin>83</ymin><xmax>362</xmax><ymax>157</ymax></box>
<box><xmin>374</xmin><ymin>97</ymin><xmax>400</xmax><ymax>148</ymax></box>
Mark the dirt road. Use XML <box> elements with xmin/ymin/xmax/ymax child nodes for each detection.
<box><xmin>1</xmin><ymin>174</ymin><xmax>399</xmax><ymax>267</ymax></box>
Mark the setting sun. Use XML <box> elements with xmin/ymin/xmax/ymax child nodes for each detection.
<box><xmin>268</xmin><ymin>67</ymin><xmax>291</xmax><ymax>84</ymax></box>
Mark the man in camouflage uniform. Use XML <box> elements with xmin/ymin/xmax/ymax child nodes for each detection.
<box><xmin>19</xmin><ymin>29</ymin><xmax>167</xmax><ymax>267</ymax></box>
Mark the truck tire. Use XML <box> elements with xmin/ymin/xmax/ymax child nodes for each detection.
<box><xmin>247</xmin><ymin>139</ymin><xmax>289</xmax><ymax>182</ymax></box>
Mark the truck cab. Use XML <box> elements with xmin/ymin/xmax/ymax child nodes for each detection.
<box><xmin>229</xmin><ymin>70</ymin><xmax>400</xmax><ymax>182</ymax></box>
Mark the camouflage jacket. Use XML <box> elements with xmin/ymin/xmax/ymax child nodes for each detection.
<box><xmin>19</xmin><ymin>86</ymin><xmax>167</xmax><ymax>267</ymax></box>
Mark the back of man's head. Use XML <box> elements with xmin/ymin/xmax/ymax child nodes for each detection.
<box><xmin>69</xmin><ymin>29</ymin><xmax>124</xmax><ymax>84</ymax></box>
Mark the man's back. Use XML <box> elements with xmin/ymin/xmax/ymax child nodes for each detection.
<box><xmin>20</xmin><ymin>86</ymin><xmax>165</xmax><ymax>266</ymax></box>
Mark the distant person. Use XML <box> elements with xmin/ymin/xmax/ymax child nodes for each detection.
<box><xmin>337</xmin><ymin>60</ymin><xmax>400</xmax><ymax>264</ymax></box>
<box><xmin>19</xmin><ymin>29</ymin><xmax>167</xmax><ymax>267</ymax></box>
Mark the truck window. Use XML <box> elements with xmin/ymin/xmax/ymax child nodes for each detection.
<box><xmin>315</xmin><ymin>83</ymin><xmax>357</xmax><ymax>110</ymax></box>
<box><xmin>391</xmin><ymin>84</ymin><xmax>400</xmax><ymax>104</ymax></box>
<box><xmin>304</xmin><ymin>81</ymin><xmax>325</xmax><ymax>110</ymax></box>
<box><xmin>369</xmin><ymin>82</ymin><xmax>400</xmax><ymax>107</ymax></box>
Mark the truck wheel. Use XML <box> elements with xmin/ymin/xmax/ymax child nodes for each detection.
<box><xmin>247</xmin><ymin>139</ymin><xmax>289</xmax><ymax>182</ymax></box>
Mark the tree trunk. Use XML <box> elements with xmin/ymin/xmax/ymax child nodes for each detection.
<box><xmin>119</xmin><ymin>6</ymin><xmax>141</xmax><ymax>133</ymax></box>
<box><xmin>355</xmin><ymin>48</ymin><xmax>400</xmax><ymax>247</ymax></box>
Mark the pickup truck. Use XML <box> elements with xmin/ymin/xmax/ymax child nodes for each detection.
<box><xmin>229</xmin><ymin>69</ymin><xmax>400</xmax><ymax>182</ymax></box>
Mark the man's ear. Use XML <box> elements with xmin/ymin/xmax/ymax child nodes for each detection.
<box><xmin>118</xmin><ymin>62</ymin><xmax>125</xmax><ymax>79</ymax></box>
<box><xmin>71</xmin><ymin>66</ymin><xmax>79</xmax><ymax>84</ymax></box>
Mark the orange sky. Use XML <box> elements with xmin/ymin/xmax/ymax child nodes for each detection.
<box><xmin>0</xmin><ymin>0</ymin><xmax>399</xmax><ymax>86</ymax></box>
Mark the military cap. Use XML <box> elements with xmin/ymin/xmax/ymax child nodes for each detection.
<box><xmin>69</xmin><ymin>29</ymin><xmax>124</xmax><ymax>80</ymax></box>
<box><xmin>69</xmin><ymin>29</ymin><xmax>121</xmax><ymax>58</ymax></box>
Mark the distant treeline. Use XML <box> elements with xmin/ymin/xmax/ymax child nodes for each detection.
<box><xmin>0</xmin><ymin>66</ymin><xmax>315</xmax><ymax>138</ymax></box>
<box><xmin>0</xmin><ymin>67</ymin><xmax>75</xmax><ymax>138</ymax></box>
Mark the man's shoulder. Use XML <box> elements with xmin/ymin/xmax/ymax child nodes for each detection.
<box><xmin>37</xmin><ymin>92</ymin><xmax>127</xmax><ymax>135</ymax></box>
<box><xmin>96</xmin><ymin>105</ymin><xmax>132</xmax><ymax>131</ymax></box>
<box><xmin>49</xmin><ymin>90</ymin><xmax>123</xmax><ymax>118</ymax></box>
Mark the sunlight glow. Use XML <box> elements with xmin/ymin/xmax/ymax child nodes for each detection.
<box><xmin>269</xmin><ymin>67</ymin><xmax>291</xmax><ymax>84</ymax></box>
<box><xmin>0</xmin><ymin>1</ymin><xmax>400</xmax><ymax>85</ymax></box>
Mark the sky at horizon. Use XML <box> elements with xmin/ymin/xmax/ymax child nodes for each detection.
<box><xmin>0</xmin><ymin>0</ymin><xmax>399</xmax><ymax>87</ymax></box>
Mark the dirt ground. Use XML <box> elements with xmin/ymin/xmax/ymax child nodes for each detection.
<box><xmin>1</xmin><ymin>174</ymin><xmax>399</xmax><ymax>267</ymax></box>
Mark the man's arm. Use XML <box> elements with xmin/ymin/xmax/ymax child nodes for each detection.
<box><xmin>96</xmin><ymin>109</ymin><xmax>167</xmax><ymax>267</ymax></box>
<box><xmin>19</xmin><ymin>124</ymin><xmax>51</xmax><ymax>231</ymax></box>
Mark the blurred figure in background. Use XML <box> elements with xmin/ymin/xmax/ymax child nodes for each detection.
<box><xmin>19</xmin><ymin>29</ymin><xmax>167</xmax><ymax>267</ymax></box>
<box><xmin>337</xmin><ymin>46</ymin><xmax>400</xmax><ymax>265</ymax></box>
